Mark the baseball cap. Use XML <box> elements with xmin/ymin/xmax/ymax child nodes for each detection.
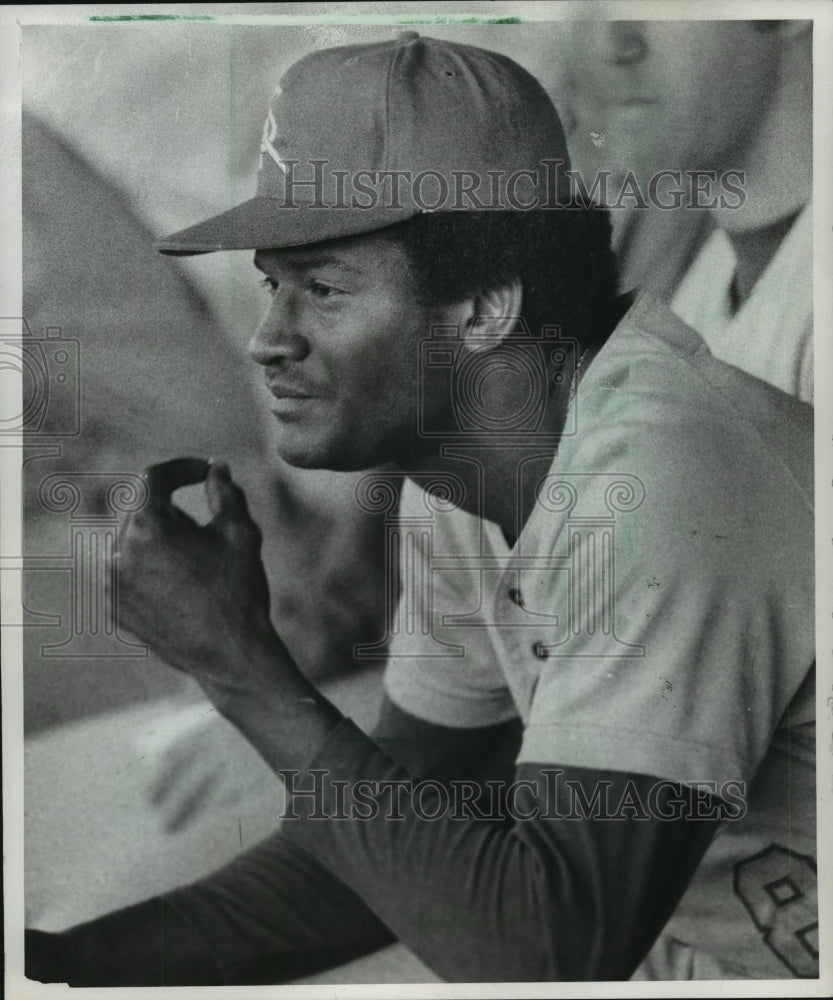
<box><xmin>156</xmin><ymin>32</ymin><xmax>571</xmax><ymax>255</ymax></box>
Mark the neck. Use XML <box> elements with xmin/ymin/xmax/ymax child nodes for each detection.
<box><xmin>725</xmin><ymin>209</ymin><xmax>801</xmax><ymax>306</ymax></box>
<box><xmin>406</xmin><ymin>346</ymin><xmax>598</xmax><ymax>547</ymax></box>
<box><xmin>715</xmin><ymin>38</ymin><xmax>811</xmax><ymax>235</ymax></box>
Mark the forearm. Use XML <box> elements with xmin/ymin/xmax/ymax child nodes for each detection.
<box><xmin>279</xmin><ymin>718</ymin><xmax>718</xmax><ymax>982</ymax></box>
<box><xmin>27</xmin><ymin>832</ymin><xmax>395</xmax><ymax>987</ymax></box>
<box><xmin>198</xmin><ymin>632</ymin><xmax>344</xmax><ymax>772</ymax></box>
<box><xmin>280</xmin><ymin>719</ymin><xmax>592</xmax><ymax>982</ymax></box>
<box><xmin>26</xmin><ymin>897</ymin><xmax>223</xmax><ymax>986</ymax></box>
<box><xmin>26</xmin><ymin>695</ymin><xmax>512</xmax><ymax>987</ymax></box>
<box><xmin>216</xmin><ymin>664</ymin><xmax>706</xmax><ymax>981</ymax></box>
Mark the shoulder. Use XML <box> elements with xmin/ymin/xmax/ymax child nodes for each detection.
<box><xmin>571</xmin><ymin>293</ymin><xmax>813</xmax><ymax>510</ymax></box>
<box><xmin>554</xmin><ymin>295</ymin><xmax>813</xmax><ymax>593</ymax></box>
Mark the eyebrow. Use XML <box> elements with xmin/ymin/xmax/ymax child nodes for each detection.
<box><xmin>253</xmin><ymin>251</ymin><xmax>362</xmax><ymax>275</ymax></box>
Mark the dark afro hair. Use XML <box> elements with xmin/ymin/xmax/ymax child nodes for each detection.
<box><xmin>387</xmin><ymin>206</ymin><xmax>620</xmax><ymax>354</ymax></box>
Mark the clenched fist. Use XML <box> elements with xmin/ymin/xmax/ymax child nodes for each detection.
<box><xmin>116</xmin><ymin>458</ymin><xmax>280</xmax><ymax>698</ymax></box>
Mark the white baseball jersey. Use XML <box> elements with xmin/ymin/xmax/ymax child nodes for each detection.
<box><xmin>384</xmin><ymin>292</ymin><xmax>816</xmax><ymax>979</ymax></box>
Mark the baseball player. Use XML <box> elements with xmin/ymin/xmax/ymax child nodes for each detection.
<box><xmin>26</xmin><ymin>33</ymin><xmax>815</xmax><ymax>984</ymax></box>
<box><xmin>567</xmin><ymin>20</ymin><xmax>813</xmax><ymax>401</ymax></box>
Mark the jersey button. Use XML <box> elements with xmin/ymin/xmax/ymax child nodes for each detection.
<box><xmin>532</xmin><ymin>641</ymin><xmax>549</xmax><ymax>660</ymax></box>
<box><xmin>508</xmin><ymin>587</ymin><xmax>524</xmax><ymax>607</ymax></box>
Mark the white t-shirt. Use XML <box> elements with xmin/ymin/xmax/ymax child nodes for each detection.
<box><xmin>670</xmin><ymin>205</ymin><xmax>813</xmax><ymax>403</ymax></box>
<box><xmin>384</xmin><ymin>292</ymin><xmax>816</xmax><ymax>979</ymax></box>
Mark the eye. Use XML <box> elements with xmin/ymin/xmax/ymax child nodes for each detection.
<box><xmin>310</xmin><ymin>280</ymin><xmax>343</xmax><ymax>299</ymax></box>
<box><xmin>259</xmin><ymin>276</ymin><xmax>278</xmax><ymax>295</ymax></box>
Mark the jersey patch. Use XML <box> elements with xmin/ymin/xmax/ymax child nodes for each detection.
<box><xmin>733</xmin><ymin>843</ymin><xmax>819</xmax><ymax>978</ymax></box>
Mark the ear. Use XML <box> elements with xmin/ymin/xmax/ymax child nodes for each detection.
<box><xmin>460</xmin><ymin>277</ymin><xmax>524</xmax><ymax>352</ymax></box>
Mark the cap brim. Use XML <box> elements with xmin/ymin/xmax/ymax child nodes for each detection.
<box><xmin>155</xmin><ymin>197</ymin><xmax>421</xmax><ymax>255</ymax></box>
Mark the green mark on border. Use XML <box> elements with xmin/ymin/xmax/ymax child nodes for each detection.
<box><xmin>397</xmin><ymin>16</ymin><xmax>521</xmax><ymax>24</ymax></box>
<box><xmin>89</xmin><ymin>14</ymin><xmax>521</xmax><ymax>25</ymax></box>
<box><xmin>90</xmin><ymin>14</ymin><xmax>213</xmax><ymax>21</ymax></box>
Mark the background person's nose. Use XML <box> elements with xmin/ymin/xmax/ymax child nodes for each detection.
<box><xmin>606</xmin><ymin>21</ymin><xmax>648</xmax><ymax>67</ymax></box>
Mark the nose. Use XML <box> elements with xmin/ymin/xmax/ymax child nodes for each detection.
<box><xmin>247</xmin><ymin>290</ymin><xmax>311</xmax><ymax>366</ymax></box>
<box><xmin>606</xmin><ymin>22</ymin><xmax>648</xmax><ymax>66</ymax></box>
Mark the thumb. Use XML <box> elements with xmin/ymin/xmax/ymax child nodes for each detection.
<box><xmin>205</xmin><ymin>461</ymin><xmax>251</xmax><ymax>524</ymax></box>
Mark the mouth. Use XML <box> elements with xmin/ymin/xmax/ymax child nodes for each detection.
<box><xmin>268</xmin><ymin>386</ymin><xmax>312</xmax><ymax>401</ymax></box>
<box><xmin>264</xmin><ymin>377</ymin><xmax>321</xmax><ymax>422</ymax></box>
<box><xmin>268</xmin><ymin>395</ymin><xmax>315</xmax><ymax>423</ymax></box>
<box><xmin>586</xmin><ymin>92</ymin><xmax>655</xmax><ymax>110</ymax></box>
<box><xmin>264</xmin><ymin>378</ymin><xmax>315</xmax><ymax>401</ymax></box>
<box><xmin>612</xmin><ymin>97</ymin><xmax>655</xmax><ymax>111</ymax></box>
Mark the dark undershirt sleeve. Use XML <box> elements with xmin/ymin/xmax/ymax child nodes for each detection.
<box><xmin>280</xmin><ymin>715</ymin><xmax>720</xmax><ymax>982</ymax></box>
<box><xmin>26</xmin><ymin>700</ymin><xmax>719</xmax><ymax>985</ymax></box>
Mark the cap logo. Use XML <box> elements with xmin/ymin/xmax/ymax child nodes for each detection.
<box><xmin>260</xmin><ymin>105</ymin><xmax>288</xmax><ymax>175</ymax></box>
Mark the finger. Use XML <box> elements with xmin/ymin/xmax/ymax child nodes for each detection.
<box><xmin>205</xmin><ymin>461</ymin><xmax>254</xmax><ymax>526</ymax></box>
<box><xmin>121</xmin><ymin>493</ymin><xmax>197</xmax><ymax>545</ymax></box>
<box><xmin>143</xmin><ymin>457</ymin><xmax>211</xmax><ymax>508</ymax></box>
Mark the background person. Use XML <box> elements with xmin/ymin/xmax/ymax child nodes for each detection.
<box><xmin>566</xmin><ymin>19</ymin><xmax>813</xmax><ymax>401</ymax></box>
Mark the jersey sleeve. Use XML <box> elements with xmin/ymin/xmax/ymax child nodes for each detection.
<box><xmin>516</xmin><ymin>359</ymin><xmax>815</xmax><ymax>789</ymax></box>
<box><xmin>383</xmin><ymin>477</ymin><xmax>518</xmax><ymax>728</ymax></box>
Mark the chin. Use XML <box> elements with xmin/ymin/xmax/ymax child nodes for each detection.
<box><xmin>274</xmin><ymin>438</ymin><xmax>381</xmax><ymax>474</ymax></box>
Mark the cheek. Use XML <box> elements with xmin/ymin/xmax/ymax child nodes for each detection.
<box><xmin>329</xmin><ymin>308</ymin><xmax>421</xmax><ymax>407</ymax></box>
<box><xmin>645</xmin><ymin>24</ymin><xmax>776</xmax><ymax>168</ymax></box>
<box><xmin>565</xmin><ymin>25</ymin><xmax>611</xmax><ymax>90</ymax></box>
